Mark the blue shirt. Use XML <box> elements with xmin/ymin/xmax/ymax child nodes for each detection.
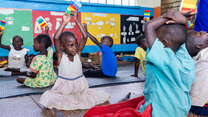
<box><xmin>139</xmin><ymin>39</ymin><xmax>195</xmax><ymax>117</ymax></box>
<box><xmin>195</xmin><ymin>0</ymin><xmax>208</xmax><ymax>32</ymax></box>
<box><xmin>100</xmin><ymin>44</ymin><xmax>117</xmax><ymax>77</ymax></box>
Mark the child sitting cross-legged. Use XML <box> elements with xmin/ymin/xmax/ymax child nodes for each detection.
<box><xmin>39</xmin><ymin>12</ymin><xmax>109</xmax><ymax>113</ymax></box>
<box><xmin>83</xmin><ymin>31</ymin><xmax>117</xmax><ymax>78</ymax></box>
<box><xmin>0</xmin><ymin>30</ymin><xmax>29</xmax><ymax>76</ymax></box>
<box><xmin>16</xmin><ymin>33</ymin><xmax>56</xmax><ymax>88</ymax></box>
<box><xmin>84</xmin><ymin>10</ymin><xmax>195</xmax><ymax>117</ymax></box>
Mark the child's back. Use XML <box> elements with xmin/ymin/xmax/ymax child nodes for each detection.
<box><xmin>139</xmin><ymin>38</ymin><xmax>195</xmax><ymax>116</ymax></box>
<box><xmin>84</xmin><ymin>34</ymin><xmax>117</xmax><ymax>78</ymax></box>
<box><xmin>24</xmin><ymin>47</ymin><xmax>56</xmax><ymax>88</ymax></box>
<box><xmin>100</xmin><ymin>43</ymin><xmax>117</xmax><ymax>77</ymax></box>
<box><xmin>139</xmin><ymin>17</ymin><xmax>195</xmax><ymax>116</ymax></box>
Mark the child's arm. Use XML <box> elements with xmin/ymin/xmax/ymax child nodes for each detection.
<box><xmin>78</xmin><ymin>23</ymin><xmax>88</xmax><ymax>55</ymax></box>
<box><xmin>131</xmin><ymin>59</ymin><xmax>140</xmax><ymax>77</ymax></box>
<box><xmin>164</xmin><ymin>10</ymin><xmax>188</xmax><ymax>25</ymax></box>
<box><xmin>0</xmin><ymin>30</ymin><xmax>11</xmax><ymax>50</ymax></box>
<box><xmin>87</xmin><ymin>32</ymin><xmax>102</xmax><ymax>48</ymax></box>
<box><xmin>53</xmin><ymin>14</ymin><xmax>71</xmax><ymax>64</ymax></box>
<box><xmin>25</xmin><ymin>54</ymin><xmax>34</xmax><ymax>68</ymax></box>
<box><xmin>145</xmin><ymin>16</ymin><xmax>168</xmax><ymax>49</ymax></box>
<box><xmin>74</xmin><ymin>12</ymin><xmax>88</xmax><ymax>55</ymax></box>
<box><xmin>44</xmin><ymin>26</ymin><xmax>49</xmax><ymax>35</ymax></box>
<box><xmin>145</xmin><ymin>10</ymin><xmax>187</xmax><ymax>49</ymax></box>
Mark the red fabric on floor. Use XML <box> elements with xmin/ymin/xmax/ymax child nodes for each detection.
<box><xmin>84</xmin><ymin>96</ymin><xmax>152</xmax><ymax>117</ymax></box>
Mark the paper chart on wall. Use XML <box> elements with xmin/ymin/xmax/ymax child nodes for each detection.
<box><xmin>82</xmin><ymin>12</ymin><xmax>120</xmax><ymax>45</ymax></box>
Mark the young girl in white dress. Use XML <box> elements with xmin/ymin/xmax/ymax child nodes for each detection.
<box><xmin>39</xmin><ymin>13</ymin><xmax>109</xmax><ymax>111</ymax></box>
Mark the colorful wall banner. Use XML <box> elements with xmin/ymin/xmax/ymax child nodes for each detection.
<box><xmin>0</xmin><ymin>8</ymin><xmax>33</xmax><ymax>46</ymax></box>
<box><xmin>81</xmin><ymin>12</ymin><xmax>120</xmax><ymax>45</ymax></box>
<box><xmin>32</xmin><ymin>10</ymin><xmax>81</xmax><ymax>44</ymax></box>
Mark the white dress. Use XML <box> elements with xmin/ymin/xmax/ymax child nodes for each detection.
<box><xmin>8</xmin><ymin>45</ymin><xmax>29</xmax><ymax>69</ymax></box>
<box><xmin>39</xmin><ymin>53</ymin><xmax>110</xmax><ymax>110</ymax></box>
<box><xmin>0</xmin><ymin>46</ymin><xmax>28</xmax><ymax>76</ymax></box>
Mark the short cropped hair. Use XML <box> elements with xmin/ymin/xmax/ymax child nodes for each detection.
<box><xmin>34</xmin><ymin>34</ymin><xmax>52</xmax><ymax>49</ymax></box>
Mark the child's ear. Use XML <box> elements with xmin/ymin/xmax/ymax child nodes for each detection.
<box><xmin>196</xmin><ymin>44</ymin><xmax>205</xmax><ymax>49</ymax></box>
<box><xmin>161</xmin><ymin>39</ymin><xmax>169</xmax><ymax>47</ymax></box>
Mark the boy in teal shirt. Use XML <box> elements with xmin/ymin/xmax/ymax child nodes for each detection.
<box><xmin>139</xmin><ymin>11</ymin><xmax>195</xmax><ymax>117</ymax></box>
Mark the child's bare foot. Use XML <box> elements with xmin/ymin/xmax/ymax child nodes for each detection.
<box><xmin>16</xmin><ymin>78</ymin><xmax>25</xmax><ymax>84</ymax></box>
<box><xmin>131</xmin><ymin>74</ymin><xmax>138</xmax><ymax>78</ymax></box>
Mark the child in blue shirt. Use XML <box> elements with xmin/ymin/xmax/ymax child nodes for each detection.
<box><xmin>84</xmin><ymin>33</ymin><xmax>117</xmax><ymax>78</ymax></box>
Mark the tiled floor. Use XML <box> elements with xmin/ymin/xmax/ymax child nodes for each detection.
<box><xmin>0</xmin><ymin>82</ymin><xmax>145</xmax><ymax>117</ymax></box>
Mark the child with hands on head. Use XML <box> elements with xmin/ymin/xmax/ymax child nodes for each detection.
<box><xmin>139</xmin><ymin>10</ymin><xmax>195</xmax><ymax>117</ymax></box>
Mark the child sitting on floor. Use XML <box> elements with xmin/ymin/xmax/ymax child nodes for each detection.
<box><xmin>83</xmin><ymin>32</ymin><xmax>117</xmax><ymax>78</ymax></box>
<box><xmin>84</xmin><ymin>10</ymin><xmax>195</xmax><ymax>117</ymax></box>
<box><xmin>16</xmin><ymin>34</ymin><xmax>56</xmax><ymax>88</ymax></box>
<box><xmin>0</xmin><ymin>29</ymin><xmax>29</xmax><ymax>76</ymax></box>
<box><xmin>131</xmin><ymin>34</ymin><xmax>147</xmax><ymax>78</ymax></box>
<box><xmin>185</xmin><ymin>30</ymin><xmax>208</xmax><ymax>116</ymax></box>
<box><xmin>39</xmin><ymin>13</ymin><xmax>109</xmax><ymax>112</ymax></box>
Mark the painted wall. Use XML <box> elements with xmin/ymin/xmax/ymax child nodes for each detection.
<box><xmin>135</xmin><ymin>0</ymin><xmax>161</xmax><ymax>17</ymax></box>
<box><xmin>0</xmin><ymin>0</ymin><xmax>156</xmax><ymax>56</ymax></box>
<box><xmin>136</xmin><ymin>0</ymin><xmax>161</xmax><ymax>8</ymax></box>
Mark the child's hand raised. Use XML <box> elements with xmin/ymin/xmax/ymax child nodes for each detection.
<box><xmin>72</xmin><ymin>11</ymin><xmax>79</xmax><ymax>20</ymax></box>
<box><xmin>44</xmin><ymin>25</ymin><xmax>49</xmax><ymax>34</ymax></box>
<box><xmin>180</xmin><ymin>9</ymin><xmax>196</xmax><ymax>18</ymax></box>
<box><xmin>163</xmin><ymin>10</ymin><xmax>187</xmax><ymax>24</ymax></box>
<box><xmin>83</xmin><ymin>23</ymin><xmax>88</xmax><ymax>32</ymax></box>
<box><xmin>63</xmin><ymin>13</ymin><xmax>71</xmax><ymax>24</ymax></box>
<box><xmin>45</xmin><ymin>25</ymin><xmax>49</xmax><ymax>31</ymax></box>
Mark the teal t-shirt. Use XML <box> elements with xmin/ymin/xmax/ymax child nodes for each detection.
<box><xmin>139</xmin><ymin>39</ymin><xmax>195</xmax><ymax>117</ymax></box>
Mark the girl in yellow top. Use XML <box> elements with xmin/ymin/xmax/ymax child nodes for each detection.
<box><xmin>131</xmin><ymin>35</ymin><xmax>147</xmax><ymax>78</ymax></box>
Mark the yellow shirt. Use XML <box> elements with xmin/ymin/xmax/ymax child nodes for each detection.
<box><xmin>134</xmin><ymin>47</ymin><xmax>146</xmax><ymax>73</ymax></box>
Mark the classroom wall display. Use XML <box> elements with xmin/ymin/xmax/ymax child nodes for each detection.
<box><xmin>32</xmin><ymin>11</ymin><xmax>81</xmax><ymax>44</ymax></box>
<box><xmin>120</xmin><ymin>15</ymin><xmax>146</xmax><ymax>44</ymax></box>
<box><xmin>0</xmin><ymin>8</ymin><xmax>33</xmax><ymax>46</ymax></box>
<box><xmin>81</xmin><ymin>12</ymin><xmax>120</xmax><ymax>45</ymax></box>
